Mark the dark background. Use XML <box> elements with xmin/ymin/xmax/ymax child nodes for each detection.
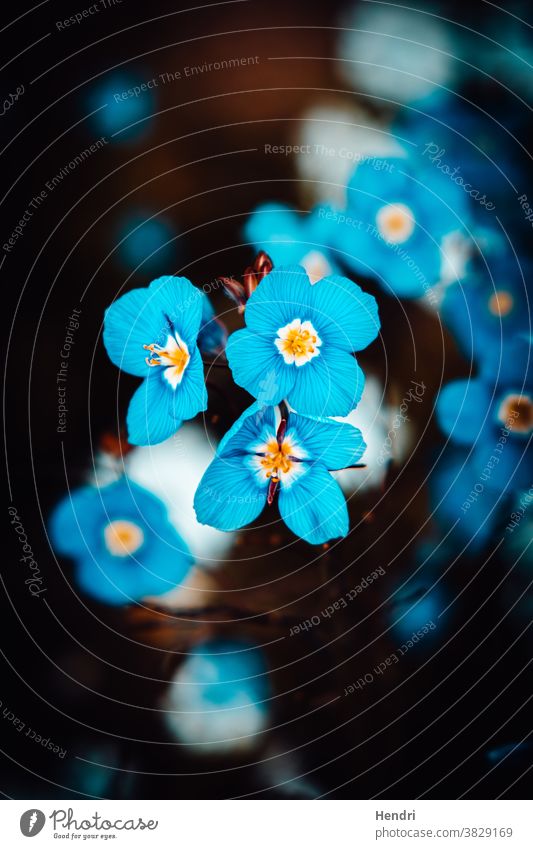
<box><xmin>2</xmin><ymin>0</ymin><xmax>532</xmax><ymax>799</ymax></box>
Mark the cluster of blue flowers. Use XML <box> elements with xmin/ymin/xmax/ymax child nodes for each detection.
<box><xmin>49</xmin><ymin>259</ymin><xmax>380</xmax><ymax>605</ymax></box>
<box><xmin>244</xmin><ymin>103</ymin><xmax>532</xmax><ymax>556</ymax></box>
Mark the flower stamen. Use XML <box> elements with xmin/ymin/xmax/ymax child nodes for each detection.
<box><xmin>275</xmin><ymin>318</ymin><xmax>322</xmax><ymax>366</ymax></box>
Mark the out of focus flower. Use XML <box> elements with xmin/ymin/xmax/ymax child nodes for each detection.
<box><xmin>87</xmin><ymin>71</ymin><xmax>156</xmax><ymax>141</ymax></box>
<box><xmin>441</xmin><ymin>258</ymin><xmax>532</xmax><ymax>367</ymax></box>
<box><xmin>388</xmin><ymin>574</ymin><xmax>444</xmax><ymax>643</ymax></box>
<box><xmin>336</xmin><ymin>2</ymin><xmax>453</xmax><ymax>106</ymax></box>
<box><xmin>194</xmin><ymin>404</ymin><xmax>366</xmax><ymax>544</ymax></box>
<box><xmin>334</xmin><ymin>156</ymin><xmax>469</xmax><ymax>298</ymax></box>
<box><xmin>243</xmin><ymin>203</ymin><xmax>339</xmax><ymax>281</ymax></box>
<box><xmin>115</xmin><ymin>211</ymin><xmax>176</xmax><ymax>274</ymax></box>
<box><xmin>49</xmin><ymin>479</ymin><xmax>192</xmax><ymax>605</ymax></box>
<box><xmin>226</xmin><ymin>265</ymin><xmax>380</xmax><ymax>416</ymax></box>
<box><xmin>429</xmin><ymin>449</ymin><xmax>508</xmax><ymax>552</ymax></box>
<box><xmin>436</xmin><ymin>345</ymin><xmax>532</xmax><ymax>496</ymax></box>
<box><xmin>103</xmin><ymin>276</ymin><xmax>207</xmax><ymax>445</ymax></box>
<box><xmin>295</xmin><ymin>102</ymin><xmax>404</xmax><ymax>206</ymax></box>
<box><xmin>162</xmin><ymin>640</ymin><xmax>270</xmax><ymax>754</ymax></box>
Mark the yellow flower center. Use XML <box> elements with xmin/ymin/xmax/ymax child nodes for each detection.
<box><xmin>143</xmin><ymin>332</ymin><xmax>190</xmax><ymax>388</ymax></box>
<box><xmin>488</xmin><ymin>290</ymin><xmax>514</xmax><ymax>317</ymax></box>
<box><xmin>259</xmin><ymin>438</ymin><xmax>294</xmax><ymax>480</ymax></box>
<box><xmin>275</xmin><ymin>318</ymin><xmax>322</xmax><ymax>366</ymax></box>
<box><xmin>103</xmin><ymin>519</ymin><xmax>144</xmax><ymax>557</ymax></box>
<box><xmin>376</xmin><ymin>202</ymin><xmax>415</xmax><ymax>244</ymax></box>
<box><xmin>498</xmin><ymin>394</ymin><xmax>533</xmax><ymax>435</ymax></box>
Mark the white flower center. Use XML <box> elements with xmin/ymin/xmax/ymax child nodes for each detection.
<box><xmin>103</xmin><ymin>519</ymin><xmax>144</xmax><ymax>557</ymax></box>
<box><xmin>274</xmin><ymin>318</ymin><xmax>322</xmax><ymax>366</ymax></box>
<box><xmin>143</xmin><ymin>332</ymin><xmax>190</xmax><ymax>389</ymax></box>
<box><xmin>376</xmin><ymin>202</ymin><xmax>415</xmax><ymax>244</ymax></box>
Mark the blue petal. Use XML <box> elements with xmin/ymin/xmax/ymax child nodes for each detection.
<box><xmin>126</xmin><ymin>372</ymin><xmax>183</xmax><ymax>446</ymax></box>
<box><xmin>278</xmin><ymin>464</ymin><xmax>348</xmax><ymax>544</ymax></box>
<box><xmin>49</xmin><ymin>486</ymin><xmax>103</xmax><ymax>557</ymax></box>
<box><xmin>194</xmin><ymin>456</ymin><xmax>267</xmax><ymax>532</ymax></box>
<box><xmin>244</xmin><ymin>265</ymin><xmax>314</xmax><ymax>335</ymax></box>
<box><xmin>147</xmin><ymin>276</ymin><xmax>203</xmax><ymax>347</ymax></box>
<box><xmin>126</xmin><ymin>350</ymin><xmax>206</xmax><ymax>445</ymax></box>
<box><xmin>172</xmin><ymin>347</ymin><xmax>208</xmax><ymax>419</ymax></box>
<box><xmin>430</xmin><ymin>449</ymin><xmax>507</xmax><ymax>552</ymax></box>
<box><xmin>75</xmin><ymin>523</ymin><xmax>192</xmax><ymax>606</ymax></box>
<box><xmin>288</xmin><ymin>413</ymin><xmax>366</xmax><ymax>470</ymax></box>
<box><xmin>103</xmin><ymin>287</ymin><xmax>158</xmax><ymax>377</ymax></box>
<box><xmin>287</xmin><ymin>348</ymin><xmax>365</xmax><ymax>417</ymax></box>
<box><xmin>226</xmin><ymin>328</ymin><xmax>296</xmax><ymax>406</ymax></box>
<box><xmin>217</xmin><ymin>403</ymin><xmax>276</xmax><ymax>456</ymax></box>
<box><xmin>436</xmin><ymin>379</ymin><xmax>493</xmax><ymax>446</ymax></box>
<box><xmin>308</xmin><ymin>274</ymin><xmax>380</xmax><ymax>352</ymax></box>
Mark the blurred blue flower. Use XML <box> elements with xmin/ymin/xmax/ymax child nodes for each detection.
<box><xmin>436</xmin><ymin>338</ymin><xmax>532</xmax><ymax>494</ymax></box>
<box><xmin>442</xmin><ymin>258</ymin><xmax>532</xmax><ymax>371</ymax></box>
<box><xmin>162</xmin><ymin>640</ymin><xmax>270</xmax><ymax>754</ymax></box>
<box><xmin>334</xmin><ymin>156</ymin><xmax>470</xmax><ymax>298</ymax></box>
<box><xmin>194</xmin><ymin>403</ymin><xmax>366</xmax><ymax>544</ymax></box>
<box><xmin>244</xmin><ymin>202</ymin><xmax>339</xmax><ymax>280</ymax></box>
<box><xmin>49</xmin><ymin>479</ymin><xmax>193</xmax><ymax>605</ymax></box>
<box><xmin>103</xmin><ymin>275</ymin><xmax>207</xmax><ymax>445</ymax></box>
<box><xmin>388</xmin><ymin>576</ymin><xmax>444</xmax><ymax>643</ymax></box>
<box><xmin>115</xmin><ymin>211</ymin><xmax>176</xmax><ymax>274</ymax></box>
<box><xmin>86</xmin><ymin>71</ymin><xmax>156</xmax><ymax>141</ymax></box>
<box><xmin>393</xmin><ymin>96</ymin><xmax>527</xmax><ymax>229</ymax></box>
<box><xmin>429</xmin><ymin>449</ymin><xmax>508</xmax><ymax>552</ymax></box>
<box><xmin>226</xmin><ymin>264</ymin><xmax>380</xmax><ymax>417</ymax></box>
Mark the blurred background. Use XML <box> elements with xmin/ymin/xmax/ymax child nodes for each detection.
<box><xmin>3</xmin><ymin>0</ymin><xmax>532</xmax><ymax>799</ymax></box>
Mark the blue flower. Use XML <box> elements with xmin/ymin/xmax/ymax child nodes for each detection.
<box><xmin>436</xmin><ymin>341</ymin><xmax>532</xmax><ymax>496</ymax></box>
<box><xmin>194</xmin><ymin>404</ymin><xmax>366</xmax><ymax>544</ymax></box>
<box><xmin>49</xmin><ymin>479</ymin><xmax>193</xmax><ymax>605</ymax></box>
<box><xmin>115</xmin><ymin>211</ymin><xmax>176</xmax><ymax>274</ymax></box>
<box><xmin>333</xmin><ymin>156</ymin><xmax>470</xmax><ymax>298</ymax></box>
<box><xmin>162</xmin><ymin>639</ymin><xmax>270</xmax><ymax>753</ymax></box>
<box><xmin>429</xmin><ymin>448</ymin><xmax>509</xmax><ymax>552</ymax></box>
<box><xmin>244</xmin><ymin>202</ymin><xmax>339</xmax><ymax>281</ymax></box>
<box><xmin>226</xmin><ymin>265</ymin><xmax>380</xmax><ymax>417</ymax></box>
<box><xmin>441</xmin><ymin>257</ymin><xmax>532</xmax><ymax>372</ymax></box>
<box><xmin>103</xmin><ymin>276</ymin><xmax>208</xmax><ymax>445</ymax></box>
<box><xmin>86</xmin><ymin>71</ymin><xmax>156</xmax><ymax>142</ymax></box>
